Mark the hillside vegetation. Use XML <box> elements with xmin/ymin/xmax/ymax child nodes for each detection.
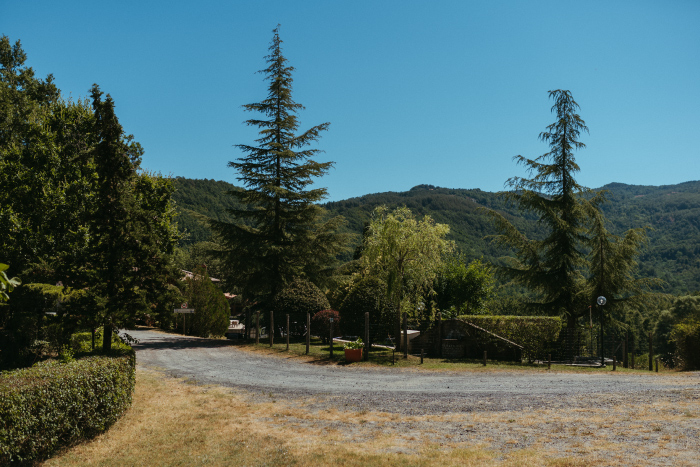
<box><xmin>171</xmin><ymin>178</ymin><xmax>700</xmax><ymax>295</ymax></box>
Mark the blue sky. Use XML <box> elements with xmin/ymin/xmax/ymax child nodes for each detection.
<box><xmin>2</xmin><ymin>1</ymin><xmax>698</xmax><ymax>202</ymax></box>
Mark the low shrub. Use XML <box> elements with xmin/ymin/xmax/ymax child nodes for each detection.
<box><xmin>312</xmin><ymin>309</ymin><xmax>340</xmax><ymax>344</ymax></box>
<box><xmin>70</xmin><ymin>329</ymin><xmax>131</xmax><ymax>354</ymax></box>
<box><xmin>457</xmin><ymin>315</ymin><xmax>562</xmax><ymax>360</ymax></box>
<box><xmin>0</xmin><ymin>349</ymin><xmax>135</xmax><ymax>465</ymax></box>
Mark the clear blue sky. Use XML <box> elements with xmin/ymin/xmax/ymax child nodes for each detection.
<box><xmin>2</xmin><ymin>1</ymin><xmax>698</xmax><ymax>202</ymax></box>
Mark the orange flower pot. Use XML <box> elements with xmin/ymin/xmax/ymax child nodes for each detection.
<box><xmin>344</xmin><ymin>348</ymin><xmax>363</xmax><ymax>362</ymax></box>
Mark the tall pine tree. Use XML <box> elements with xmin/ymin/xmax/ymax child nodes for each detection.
<box><xmin>489</xmin><ymin>90</ymin><xmax>658</xmax><ymax>331</ymax></box>
<box><xmin>489</xmin><ymin>90</ymin><xmax>594</xmax><ymax>328</ymax></box>
<box><xmin>211</xmin><ymin>26</ymin><xmax>347</xmax><ymax>310</ymax></box>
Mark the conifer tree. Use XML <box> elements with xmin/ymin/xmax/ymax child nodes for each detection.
<box><xmin>489</xmin><ymin>90</ymin><xmax>658</xmax><ymax>331</ymax></box>
<box><xmin>91</xmin><ymin>86</ymin><xmax>179</xmax><ymax>350</ymax></box>
<box><xmin>489</xmin><ymin>90</ymin><xmax>594</xmax><ymax>328</ymax></box>
<box><xmin>211</xmin><ymin>26</ymin><xmax>347</xmax><ymax>308</ymax></box>
<box><xmin>586</xmin><ymin>206</ymin><xmax>662</xmax><ymax>320</ymax></box>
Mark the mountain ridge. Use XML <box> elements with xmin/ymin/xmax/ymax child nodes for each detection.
<box><xmin>171</xmin><ymin>177</ymin><xmax>700</xmax><ymax>294</ymax></box>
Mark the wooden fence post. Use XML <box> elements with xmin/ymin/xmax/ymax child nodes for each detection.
<box><xmin>483</xmin><ymin>351</ymin><xmax>487</xmax><ymax>366</ymax></box>
<box><xmin>548</xmin><ymin>354</ymin><xmax>551</xmax><ymax>370</ymax></box>
<box><xmin>437</xmin><ymin>312</ymin><xmax>442</xmax><ymax>358</ymax></box>
<box><xmin>364</xmin><ymin>312</ymin><xmax>370</xmax><ymax>362</ymax></box>
<box><xmin>306</xmin><ymin>313</ymin><xmax>310</xmax><ymax>355</ymax></box>
<box><xmin>286</xmin><ymin>314</ymin><xmax>290</xmax><ymax>351</ymax></box>
<box><xmin>648</xmin><ymin>332</ymin><xmax>653</xmax><ymax>372</ymax></box>
<box><xmin>329</xmin><ymin>318</ymin><xmax>334</xmax><ymax>358</ymax></box>
<box><xmin>403</xmin><ymin>312</ymin><xmax>408</xmax><ymax>359</ymax></box>
<box><xmin>613</xmin><ymin>356</ymin><xmax>616</xmax><ymax>371</ymax></box>
<box><xmin>255</xmin><ymin>312</ymin><xmax>260</xmax><ymax>345</ymax></box>
<box><xmin>270</xmin><ymin>311</ymin><xmax>274</xmax><ymax>347</ymax></box>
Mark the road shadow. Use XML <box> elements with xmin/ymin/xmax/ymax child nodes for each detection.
<box><xmin>130</xmin><ymin>332</ymin><xmax>237</xmax><ymax>351</ymax></box>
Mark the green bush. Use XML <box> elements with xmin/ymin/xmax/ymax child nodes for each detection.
<box><xmin>457</xmin><ymin>315</ymin><xmax>562</xmax><ymax>360</ymax></box>
<box><xmin>671</xmin><ymin>320</ymin><xmax>700</xmax><ymax>370</ymax></box>
<box><xmin>182</xmin><ymin>266</ymin><xmax>230</xmax><ymax>338</ymax></box>
<box><xmin>274</xmin><ymin>279</ymin><xmax>330</xmax><ymax>336</ymax></box>
<box><xmin>311</xmin><ymin>309</ymin><xmax>340</xmax><ymax>344</ymax></box>
<box><xmin>70</xmin><ymin>330</ymin><xmax>131</xmax><ymax>355</ymax></box>
<box><xmin>0</xmin><ymin>350</ymin><xmax>135</xmax><ymax>464</ymax></box>
<box><xmin>339</xmin><ymin>276</ymin><xmax>394</xmax><ymax>339</ymax></box>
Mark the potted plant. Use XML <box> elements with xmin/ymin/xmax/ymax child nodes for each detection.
<box><xmin>344</xmin><ymin>338</ymin><xmax>364</xmax><ymax>362</ymax></box>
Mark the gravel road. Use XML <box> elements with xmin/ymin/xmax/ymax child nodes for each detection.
<box><xmin>131</xmin><ymin>329</ymin><xmax>699</xmax><ymax>415</ymax></box>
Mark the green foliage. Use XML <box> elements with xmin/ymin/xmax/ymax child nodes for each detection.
<box><xmin>434</xmin><ymin>257</ymin><xmax>494</xmax><ymax>317</ymax></box>
<box><xmin>339</xmin><ymin>276</ymin><xmax>395</xmax><ymax>339</ymax></box>
<box><xmin>654</xmin><ymin>295</ymin><xmax>700</xmax><ymax>367</ymax></box>
<box><xmin>487</xmin><ymin>90</ymin><xmax>593</xmax><ymax>325</ymax></box>
<box><xmin>210</xmin><ymin>26</ymin><xmax>349</xmax><ymax>307</ymax></box>
<box><xmin>182</xmin><ymin>266</ymin><xmax>230</xmax><ymax>338</ymax></box>
<box><xmin>175</xmin><ymin>178</ymin><xmax>700</xmax><ymax>296</ymax></box>
<box><xmin>670</xmin><ymin>321</ymin><xmax>700</xmax><ymax>370</ymax></box>
<box><xmin>361</xmin><ymin>206</ymin><xmax>454</xmax><ymax>346</ymax></box>
<box><xmin>0</xmin><ymin>351</ymin><xmax>135</xmax><ymax>464</ymax></box>
<box><xmin>586</xmin><ymin>205</ymin><xmax>663</xmax><ymax>323</ymax></box>
<box><xmin>171</xmin><ymin>178</ymin><xmax>247</xmax><ymax>245</ymax></box>
<box><xmin>273</xmin><ymin>279</ymin><xmax>330</xmax><ymax>332</ymax></box>
<box><xmin>457</xmin><ymin>315</ymin><xmax>562</xmax><ymax>360</ymax></box>
<box><xmin>0</xmin><ymin>37</ymin><xmax>179</xmax><ymax>361</ymax></box>
<box><xmin>343</xmin><ymin>338</ymin><xmax>364</xmax><ymax>350</ymax></box>
<box><xmin>0</xmin><ymin>263</ymin><xmax>20</xmax><ymax>302</ymax></box>
<box><xmin>487</xmin><ymin>90</ymin><xmax>659</xmax><ymax>332</ymax></box>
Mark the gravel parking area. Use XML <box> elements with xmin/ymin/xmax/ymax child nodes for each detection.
<box><xmin>131</xmin><ymin>329</ymin><xmax>697</xmax><ymax>414</ymax></box>
<box><xmin>131</xmin><ymin>329</ymin><xmax>700</xmax><ymax>466</ymax></box>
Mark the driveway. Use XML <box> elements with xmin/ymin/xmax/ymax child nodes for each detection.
<box><xmin>130</xmin><ymin>329</ymin><xmax>700</xmax><ymax>415</ymax></box>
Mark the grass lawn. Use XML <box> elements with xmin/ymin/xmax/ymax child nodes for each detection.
<box><xmin>228</xmin><ymin>336</ymin><xmax>671</xmax><ymax>375</ymax></box>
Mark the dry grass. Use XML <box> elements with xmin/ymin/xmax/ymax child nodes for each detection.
<box><xmin>44</xmin><ymin>367</ymin><xmax>700</xmax><ymax>467</ymax></box>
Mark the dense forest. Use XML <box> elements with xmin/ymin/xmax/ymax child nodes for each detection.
<box><xmin>172</xmin><ymin>178</ymin><xmax>700</xmax><ymax>295</ymax></box>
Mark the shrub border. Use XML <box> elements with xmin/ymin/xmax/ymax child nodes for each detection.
<box><xmin>0</xmin><ymin>349</ymin><xmax>135</xmax><ymax>464</ymax></box>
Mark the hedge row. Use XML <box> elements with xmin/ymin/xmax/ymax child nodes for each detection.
<box><xmin>0</xmin><ymin>350</ymin><xmax>135</xmax><ymax>465</ymax></box>
<box><xmin>457</xmin><ymin>315</ymin><xmax>562</xmax><ymax>359</ymax></box>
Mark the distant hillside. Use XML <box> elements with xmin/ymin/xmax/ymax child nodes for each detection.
<box><xmin>171</xmin><ymin>177</ymin><xmax>244</xmax><ymax>245</ymax></box>
<box><xmin>171</xmin><ymin>178</ymin><xmax>700</xmax><ymax>294</ymax></box>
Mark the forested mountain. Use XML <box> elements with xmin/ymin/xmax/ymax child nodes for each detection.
<box><xmin>171</xmin><ymin>177</ymin><xmax>244</xmax><ymax>244</ymax></box>
<box><xmin>171</xmin><ymin>178</ymin><xmax>700</xmax><ymax>294</ymax></box>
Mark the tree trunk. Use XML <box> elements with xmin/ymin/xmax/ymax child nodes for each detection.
<box><xmin>102</xmin><ymin>323</ymin><xmax>113</xmax><ymax>352</ymax></box>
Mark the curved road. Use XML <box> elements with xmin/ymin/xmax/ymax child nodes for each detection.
<box><xmin>131</xmin><ymin>329</ymin><xmax>699</xmax><ymax>414</ymax></box>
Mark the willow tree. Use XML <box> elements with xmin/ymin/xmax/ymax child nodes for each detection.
<box><xmin>361</xmin><ymin>206</ymin><xmax>454</xmax><ymax>349</ymax></box>
<box><xmin>489</xmin><ymin>90</ymin><xmax>595</xmax><ymax>328</ymax></box>
<box><xmin>211</xmin><ymin>26</ymin><xmax>347</xmax><ymax>308</ymax></box>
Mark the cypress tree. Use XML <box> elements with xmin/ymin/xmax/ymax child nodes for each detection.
<box><xmin>211</xmin><ymin>26</ymin><xmax>347</xmax><ymax>309</ymax></box>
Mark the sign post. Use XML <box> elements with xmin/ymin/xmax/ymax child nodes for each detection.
<box><xmin>174</xmin><ymin>302</ymin><xmax>195</xmax><ymax>335</ymax></box>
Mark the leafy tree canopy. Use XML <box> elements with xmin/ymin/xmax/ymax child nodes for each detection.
<box><xmin>361</xmin><ymin>205</ymin><xmax>454</xmax><ymax>347</ymax></box>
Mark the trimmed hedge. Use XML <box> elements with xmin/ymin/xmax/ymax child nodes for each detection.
<box><xmin>0</xmin><ymin>350</ymin><xmax>135</xmax><ymax>465</ymax></box>
<box><xmin>457</xmin><ymin>315</ymin><xmax>562</xmax><ymax>359</ymax></box>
